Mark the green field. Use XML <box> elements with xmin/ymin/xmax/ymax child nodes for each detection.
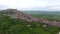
<box><xmin>23</xmin><ymin>11</ymin><xmax>60</xmax><ymax>21</ymax></box>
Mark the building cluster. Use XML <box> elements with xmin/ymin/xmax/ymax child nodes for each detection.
<box><xmin>5</xmin><ymin>9</ymin><xmax>60</xmax><ymax>28</ymax></box>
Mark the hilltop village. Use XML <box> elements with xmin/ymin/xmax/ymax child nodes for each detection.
<box><xmin>2</xmin><ymin>9</ymin><xmax>60</xmax><ymax>28</ymax></box>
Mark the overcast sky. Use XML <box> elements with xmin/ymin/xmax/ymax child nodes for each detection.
<box><xmin>0</xmin><ymin>0</ymin><xmax>60</xmax><ymax>11</ymax></box>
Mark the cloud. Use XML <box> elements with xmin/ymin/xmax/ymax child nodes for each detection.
<box><xmin>0</xmin><ymin>5</ymin><xmax>9</xmax><ymax>9</ymax></box>
<box><xmin>0</xmin><ymin>0</ymin><xmax>60</xmax><ymax>11</ymax></box>
<box><xmin>0</xmin><ymin>0</ymin><xmax>47</xmax><ymax>9</ymax></box>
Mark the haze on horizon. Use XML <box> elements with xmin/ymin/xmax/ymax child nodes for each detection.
<box><xmin>0</xmin><ymin>0</ymin><xmax>60</xmax><ymax>11</ymax></box>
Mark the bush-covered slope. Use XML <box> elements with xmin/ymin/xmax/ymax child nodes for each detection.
<box><xmin>0</xmin><ymin>14</ymin><xmax>58</xmax><ymax>34</ymax></box>
<box><xmin>0</xmin><ymin>9</ymin><xmax>59</xmax><ymax>34</ymax></box>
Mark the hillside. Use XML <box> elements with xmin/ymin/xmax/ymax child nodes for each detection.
<box><xmin>0</xmin><ymin>12</ymin><xmax>59</xmax><ymax>34</ymax></box>
<box><xmin>0</xmin><ymin>9</ymin><xmax>59</xmax><ymax>34</ymax></box>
